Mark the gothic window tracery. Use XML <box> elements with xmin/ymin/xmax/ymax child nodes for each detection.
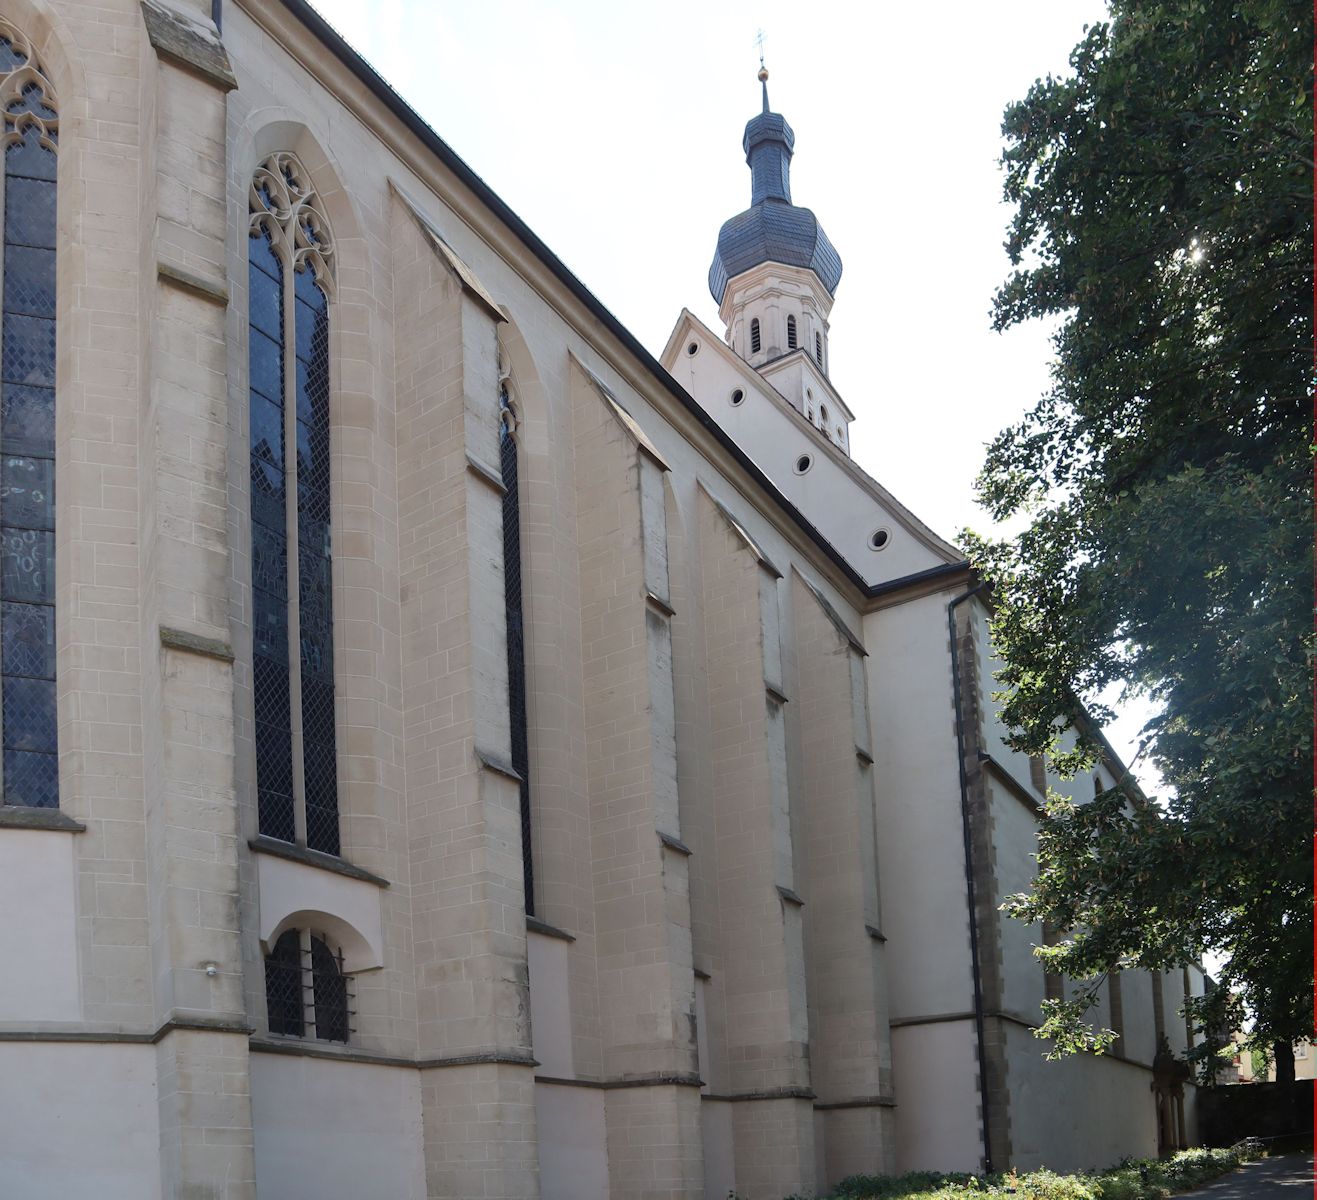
<box><xmin>0</xmin><ymin>20</ymin><xmax>59</xmax><ymax>809</ymax></box>
<box><xmin>248</xmin><ymin>154</ymin><xmax>340</xmax><ymax>854</ymax></box>
<box><xmin>498</xmin><ymin>373</ymin><xmax>534</xmax><ymax>914</ymax></box>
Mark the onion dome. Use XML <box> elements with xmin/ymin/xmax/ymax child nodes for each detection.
<box><xmin>709</xmin><ymin>70</ymin><xmax>843</xmax><ymax>305</ymax></box>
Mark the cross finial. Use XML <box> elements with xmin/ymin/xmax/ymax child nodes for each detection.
<box><xmin>754</xmin><ymin>28</ymin><xmax>770</xmax><ymax>111</ymax></box>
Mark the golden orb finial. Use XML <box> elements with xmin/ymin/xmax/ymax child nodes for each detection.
<box><xmin>758</xmin><ymin>66</ymin><xmax>769</xmax><ymax>82</ymax></box>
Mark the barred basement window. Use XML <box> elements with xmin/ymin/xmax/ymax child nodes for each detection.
<box><xmin>786</xmin><ymin>314</ymin><xmax>797</xmax><ymax>350</ymax></box>
<box><xmin>264</xmin><ymin>928</ymin><xmax>353</xmax><ymax>1042</ymax></box>
<box><xmin>750</xmin><ymin>317</ymin><xmax>761</xmax><ymax>354</ymax></box>
<box><xmin>248</xmin><ymin>154</ymin><xmax>340</xmax><ymax>855</ymax></box>
<box><xmin>0</xmin><ymin>21</ymin><xmax>59</xmax><ymax>809</ymax></box>
<box><xmin>499</xmin><ymin>381</ymin><xmax>535</xmax><ymax>914</ymax></box>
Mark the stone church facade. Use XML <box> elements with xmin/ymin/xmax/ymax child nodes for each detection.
<box><xmin>0</xmin><ymin>2</ymin><xmax>1206</xmax><ymax>1197</ymax></box>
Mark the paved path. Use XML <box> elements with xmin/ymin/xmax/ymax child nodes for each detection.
<box><xmin>1177</xmin><ymin>1153</ymin><xmax>1312</xmax><ymax>1198</ymax></box>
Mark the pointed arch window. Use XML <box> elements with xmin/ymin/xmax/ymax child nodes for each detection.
<box><xmin>786</xmin><ymin>314</ymin><xmax>797</xmax><ymax>350</ymax></box>
<box><xmin>498</xmin><ymin>379</ymin><xmax>534</xmax><ymax>914</ymax></box>
<box><xmin>750</xmin><ymin>317</ymin><xmax>761</xmax><ymax>354</ymax></box>
<box><xmin>248</xmin><ymin>154</ymin><xmax>340</xmax><ymax>855</ymax></box>
<box><xmin>0</xmin><ymin>22</ymin><xmax>59</xmax><ymax>809</ymax></box>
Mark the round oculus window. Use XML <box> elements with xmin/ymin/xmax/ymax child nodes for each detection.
<box><xmin>686</xmin><ymin>341</ymin><xmax>699</xmax><ymax>356</ymax></box>
<box><xmin>869</xmin><ymin>528</ymin><xmax>891</xmax><ymax>551</ymax></box>
<box><xmin>794</xmin><ymin>453</ymin><xmax>813</xmax><ymax>475</ymax></box>
<box><xmin>730</xmin><ymin>388</ymin><xmax>745</xmax><ymax>406</ymax></box>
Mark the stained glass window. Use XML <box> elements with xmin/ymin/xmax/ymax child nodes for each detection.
<box><xmin>0</xmin><ymin>24</ymin><xmax>58</xmax><ymax>809</ymax></box>
<box><xmin>248</xmin><ymin>155</ymin><xmax>338</xmax><ymax>854</ymax></box>
<box><xmin>499</xmin><ymin>384</ymin><xmax>534</xmax><ymax>914</ymax></box>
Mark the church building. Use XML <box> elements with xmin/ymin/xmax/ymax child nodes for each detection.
<box><xmin>0</xmin><ymin>2</ymin><xmax>1206</xmax><ymax>1197</ymax></box>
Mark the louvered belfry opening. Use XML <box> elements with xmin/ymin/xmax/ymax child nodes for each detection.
<box><xmin>787</xmin><ymin>314</ymin><xmax>797</xmax><ymax>349</ymax></box>
<box><xmin>750</xmin><ymin>317</ymin><xmax>761</xmax><ymax>353</ymax></box>
<box><xmin>499</xmin><ymin>384</ymin><xmax>535</xmax><ymax>914</ymax></box>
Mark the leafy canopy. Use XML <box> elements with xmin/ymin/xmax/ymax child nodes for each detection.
<box><xmin>964</xmin><ymin>0</ymin><xmax>1312</xmax><ymax>1070</ymax></box>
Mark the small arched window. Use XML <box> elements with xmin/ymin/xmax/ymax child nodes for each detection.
<box><xmin>248</xmin><ymin>154</ymin><xmax>340</xmax><ymax>856</ymax></box>
<box><xmin>499</xmin><ymin>379</ymin><xmax>534</xmax><ymax>914</ymax></box>
<box><xmin>819</xmin><ymin>404</ymin><xmax>829</xmax><ymax>427</ymax></box>
<box><xmin>786</xmin><ymin>314</ymin><xmax>797</xmax><ymax>350</ymax></box>
<box><xmin>815</xmin><ymin>331</ymin><xmax>824</xmax><ymax>368</ymax></box>
<box><xmin>264</xmin><ymin>927</ymin><xmax>352</xmax><ymax>1042</ymax></box>
<box><xmin>0</xmin><ymin>21</ymin><xmax>60</xmax><ymax>810</ymax></box>
<box><xmin>750</xmin><ymin>318</ymin><xmax>761</xmax><ymax>354</ymax></box>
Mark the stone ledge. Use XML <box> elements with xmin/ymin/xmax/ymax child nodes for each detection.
<box><xmin>776</xmin><ymin>884</ymin><xmax>805</xmax><ymax>907</ymax></box>
<box><xmin>535</xmin><ymin>1072</ymin><xmax>703</xmax><ymax>1090</ymax></box>
<box><xmin>526</xmin><ymin>915</ymin><xmax>575</xmax><ymax>943</ymax></box>
<box><xmin>465</xmin><ymin>453</ymin><xmax>507</xmax><ymax>495</ymax></box>
<box><xmin>865</xmin><ymin>923</ymin><xmax>887</xmax><ymax>942</ymax></box>
<box><xmin>0</xmin><ymin>806</ymin><xmax>85</xmax><ymax>832</ymax></box>
<box><xmin>160</xmin><ymin>625</ymin><xmax>234</xmax><ymax>663</ymax></box>
<box><xmin>765</xmin><ymin>681</ymin><xmax>789</xmax><ymax>705</ymax></box>
<box><xmin>855</xmin><ymin>745</ymin><xmax>875</xmax><ymax>766</ymax></box>
<box><xmin>644</xmin><ymin>590</ymin><xmax>675</xmax><ymax>618</ymax></box>
<box><xmin>814</xmin><ymin>1094</ymin><xmax>897</xmax><ymax>1111</ymax></box>
<box><xmin>140</xmin><ymin>0</ymin><xmax>238</xmax><ymax>90</ymax></box>
<box><xmin>657</xmin><ymin>829</ymin><xmax>693</xmax><ymax>857</ymax></box>
<box><xmin>249</xmin><ymin>835</ymin><xmax>389</xmax><ymax>888</ymax></box>
<box><xmin>157</xmin><ymin>260</ymin><xmax>228</xmax><ymax>305</ymax></box>
<box><xmin>702</xmin><ymin>1085</ymin><xmax>816</xmax><ymax>1102</ymax></box>
<box><xmin>475</xmin><ymin>747</ymin><xmax>522</xmax><ymax>784</ymax></box>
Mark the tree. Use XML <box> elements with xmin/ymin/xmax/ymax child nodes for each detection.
<box><xmin>964</xmin><ymin>0</ymin><xmax>1312</xmax><ymax>1082</ymax></box>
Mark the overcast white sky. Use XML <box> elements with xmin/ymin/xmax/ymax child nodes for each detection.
<box><xmin>302</xmin><ymin>0</ymin><xmax>1164</xmax><ymax>784</ymax></box>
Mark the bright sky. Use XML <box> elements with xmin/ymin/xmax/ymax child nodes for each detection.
<box><xmin>303</xmin><ymin>0</ymin><xmax>1165</xmax><ymax>787</ymax></box>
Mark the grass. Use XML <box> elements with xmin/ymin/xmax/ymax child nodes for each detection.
<box><xmin>760</xmin><ymin>1140</ymin><xmax>1261</xmax><ymax>1200</ymax></box>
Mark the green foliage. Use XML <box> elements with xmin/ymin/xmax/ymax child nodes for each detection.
<box><xmin>819</xmin><ymin>1142</ymin><xmax>1256</xmax><ymax>1199</ymax></box>
<box><xmin>964</xmin><ymin>0</ymin><xmax>1313</xmax><ymax>1066</ymax></box>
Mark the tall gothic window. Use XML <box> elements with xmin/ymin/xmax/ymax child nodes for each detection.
<box><xmin>248</xmin><ymin>155</ymin><xmax>340</xmax><ymax>855</ymax></box>
<box><xmin>0</xmin><ymin>23</ymin><xmax>59</xmax><ymax>809</ymax></box>
<box><xmin>499</xmin><ymin>380</ymin><xmax>534</xmax><ymax>913</ymax></box>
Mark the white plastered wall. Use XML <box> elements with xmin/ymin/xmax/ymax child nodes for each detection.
<box><xmin>0</xmin><ymin>1043</ymin><xmax>161</xmax><ymax>1199</ymax></box>
<box><xmin>250</xmin><ymin>1055</ymin><xmax>425</xmax><ymax>1199</ymax></box>
<box><xmin>0</xmin><ymin>829</ymin><xmax>80</xmax><ymax>1021</ymax></box>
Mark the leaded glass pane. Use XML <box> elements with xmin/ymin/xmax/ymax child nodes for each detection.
<box><xmin>3</xmin><ymin>245</ymin><xmax>55</xmax><ymax>317</ymax></box>
<box><xmin>264</xmin><ymin>931</ymin><xmax>305</xmax><ymax>1037</ymax></box>
<box><xmin>5</xmin><ymin>126</ymin><xmax>55</xmax><ymax>183</ymax></box>
<box><xmin>248</xmin><ymin>327</ymin><xmax>282</xmax><ymax>405</ymax></box>
<box><xmin>2</xmin><ymin>312</ymin><xmax>55</xmax><ymax>387</ymax></box>
<box><xmin>3</xmin><ymin>674</ymin><xmax>55</xmax><ymax>750</ymax></box>
<box><xmin>4</xmin><ymin>747</ymin><xmax>57</xmax><ymax>808</ymax></box>
<box><xmin>0</xmin><ymin>384</ymin><xmax>54</xmax><ymax>452</ymax></box>
<box><xmin>2</xmin><ymin>601</ymin><xmax>53</xmax><ymax>679</ymax></box>
<box><xmin>310</xmin><ymin>936</ymin><xmax>349</xmax><ymax>1042</ymax></box>
<box><xmin>1</xmin><ymin>454</ymin><xmax>53</xmax><ymax>529</ymax></box>
<box><xmin>4</xmin><ymin>175</ymin><xmax>55</xmax><ymax>246</ymax></box>
<box><xmin>0</xmin><ymin>528</ymin><xmax>53</xmax><ymax>603</ymax></box>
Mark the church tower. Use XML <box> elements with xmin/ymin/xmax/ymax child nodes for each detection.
<box><xmin>709</xmin><ymin>68</ymin><xmax>847</xmax><ymax>442</ymax></box>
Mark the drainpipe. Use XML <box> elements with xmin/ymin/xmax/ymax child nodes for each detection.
<box><xmin>948</xmin><ymin>583</ymin><xmax>993</xmax><ymax>1175</ymax></box>
<box><xmin>212</xmin><ymin>0</ymin><xmax>223</xmax><ymax>32</ymax></box>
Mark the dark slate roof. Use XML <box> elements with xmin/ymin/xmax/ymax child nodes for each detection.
<box><xmin>709</xmin><ymin>200</ymin><xmax>842</xmax><ymax>304</ymax></box>
<box><xmin>709</xmin><ymin>84</ymin><xmax>843</xmax><ymax>304</ymax></box>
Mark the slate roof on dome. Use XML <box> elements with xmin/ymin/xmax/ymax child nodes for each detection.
<box><xmin>709</xmin><ymin>72</ymin><xmax>843</xmax><ymax>305</ymax></box>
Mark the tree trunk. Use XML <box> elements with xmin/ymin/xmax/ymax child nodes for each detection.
<box><xmin>1273</xmin><ymin>1040</ymin><xmax>1296</xmax><ymax>1086</ymax></box>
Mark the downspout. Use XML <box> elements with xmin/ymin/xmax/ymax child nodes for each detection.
<box><xmin>948</xmin><ymin>583</ymin><xmax>993</xmax><ymax>1175</ymax></box>
<box><xmin>212</xmin><ymin>0</ymin><xmax>223</xmax><ymax>33</ymax></box>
